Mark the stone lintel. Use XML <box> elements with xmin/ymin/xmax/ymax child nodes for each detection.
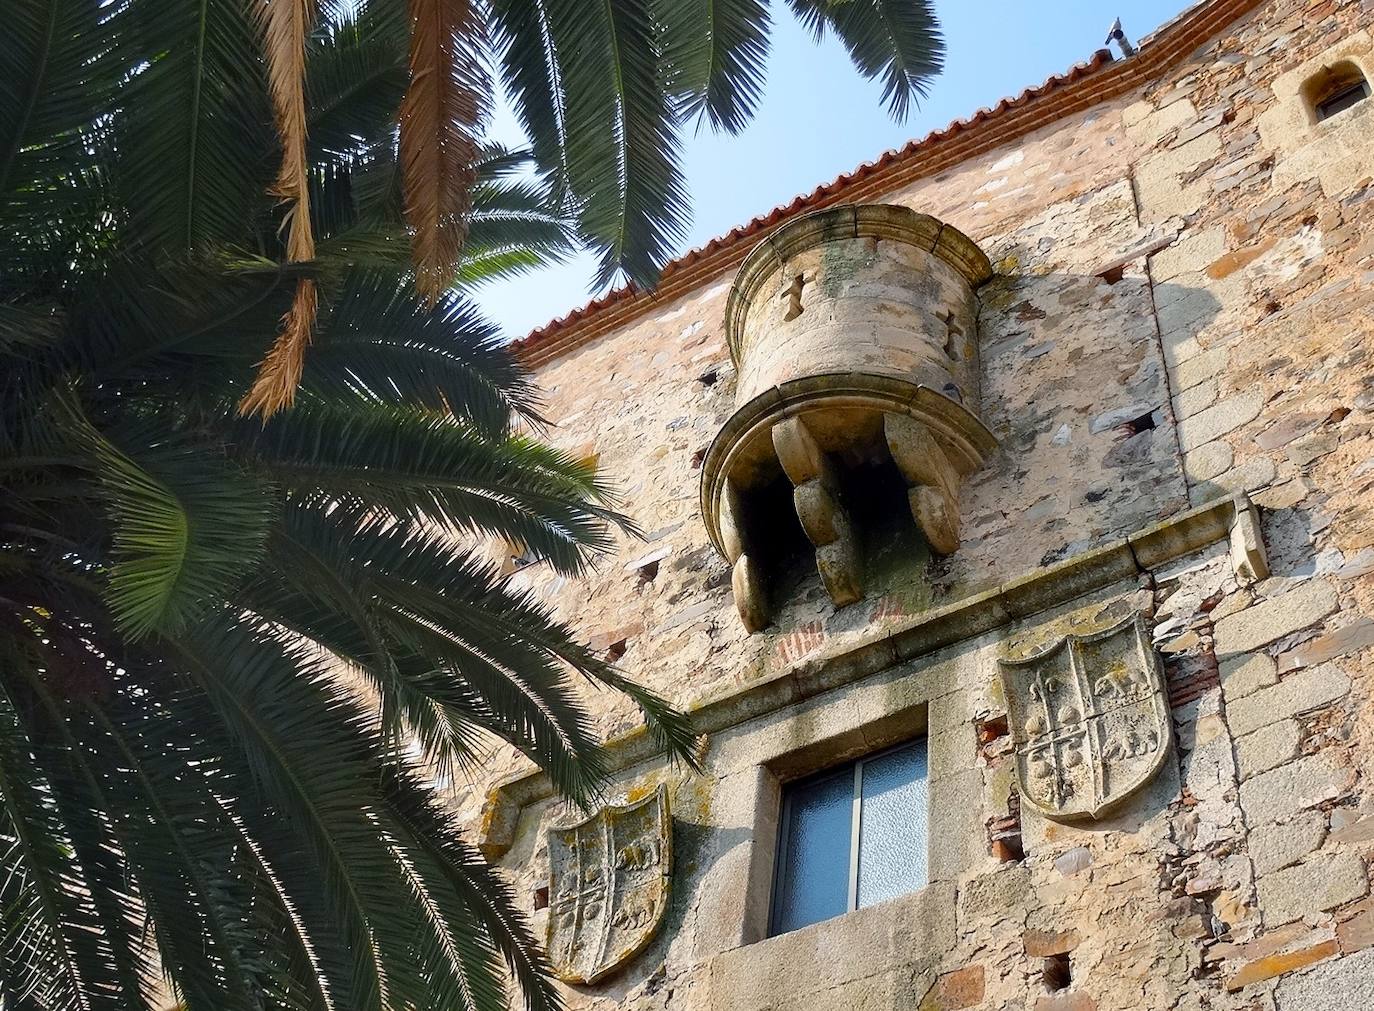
<box><xmin>475</xmin><ymin>493</ymin><xmax>1256</xmax><ymax>860</ymax></box>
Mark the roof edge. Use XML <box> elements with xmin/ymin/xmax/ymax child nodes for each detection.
<box><xmin>512</xmin><ymin>0</ymin><xmax>1262</xmax><ymax>370</ymax></box>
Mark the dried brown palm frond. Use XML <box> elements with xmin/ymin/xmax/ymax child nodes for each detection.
<box><xmin>399</xmin><ymin>0</ymin><xmax>489</xmax><ymax>304</ymax></box>
<box><xmin>242</xmin><ymin>0</ymin><xmax>317</xmax><ymax>418</ymax></box>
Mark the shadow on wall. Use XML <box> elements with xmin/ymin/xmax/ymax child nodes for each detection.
<box><xmin>737</xmin><ymin>269</ymin><xmax>1224</xmax><ymax>647</ymax></box>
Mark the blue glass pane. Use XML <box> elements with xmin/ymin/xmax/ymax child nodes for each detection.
<box><xmin>773</xmin><ymin>769</ymin><xmax>853</xmax><ymax>935</ymax></box>
<box><xmin>856</xmin><ymin>741</ymin><xmax>928</xmax><ymax>910</ymax></box>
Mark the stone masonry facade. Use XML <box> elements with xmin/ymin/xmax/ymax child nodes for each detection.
<box><xmin>457</xmin><ymin>1</ymin><xmax>1374</xmax><ymax>1007</ymax></box>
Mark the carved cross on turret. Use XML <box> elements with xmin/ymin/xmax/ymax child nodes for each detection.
<box><xmin>781</xmin><ymin>273</ymin><xmax>808</xmax><ymax>321</ymax></box>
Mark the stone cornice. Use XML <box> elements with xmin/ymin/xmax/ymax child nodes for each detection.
<box><xmin>476</xmin><ymin>493</ymin><xmax>1262</xmax><ymax>860</ymax></box>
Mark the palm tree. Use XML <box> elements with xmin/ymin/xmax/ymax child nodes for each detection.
<box><xmin>1</xmin><ymin>0</ymin><xmax>943</xmax><ymax>1007</ymax></box>
<box><xmin>7</xmin><ymin>0</ymin><xmax>944</xmax><ymax>415</ymax></box>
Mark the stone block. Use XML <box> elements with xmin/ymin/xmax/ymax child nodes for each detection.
<box><xmin>1257</xmin><ymin>852</ymin><xmax>1368</xmax><ymax>927</ymax></box>
<box><xmin>1239</xmin><ymin>752</ymin><xmax>1353</xmax><ymax>827</ymax></box>
<box><xmin>1172</xmin><ymin>380</ymin><xmax>1218</xmax><ymax>421</ymax></box>
<box><xmin>1226</xmin><ymin>664</ymin><xmax>1350</xmax><ymax>737</ymax></box>
<box><xmin>1152</xmin><ymin>226</ymin><xmax>1226</xmax><ymax>281</ymax></box>
<box><xmin>1237</xmin><ymin>720</ymin><xmax>1302</xmax><ymax>782</ymax></box>
<box><xmin>1173</xmin><ymin>347</ymin><xmax>1229</xmax><ymax>392</ymax></box>
<box><xmin>1219</xmin><ymin>653</ymin><xmax>1278</xmax><ymax>700</ymax></box>
<box><xmin>1184</xmin><ymin>441</ymin><xmax>1233</xmax><ymax>483</ymax></box>
<box><xmin>1177</xmin><ymin>391</ymin><xmax>1265</xmax><ymax>453</ymax></box>
<box><xmin>1137</xmin><ymin>136</ymin><xmax>1222</xmax><ymax>220</ymax></box>
<box><xmin>1226</xmin><ymin>937</ymin><xmax>1340</xmax><ymax>991</ymax></box>
<box><xmin>1251</xmin><ymin>811</ymin><xmax>1328</xmax><ymax>877</ymax></box>
<box><xmin>1230</xmin><ymin>501</ymin><xmax>1269</xmax><ymax>585</ymax></box>
<box><xmin>1276</xmin><ymin>947</ymin><xmax>1374</xmax><ymax>1009</ymax></box>
<box><xmin>1124</xmin><ymin>96</ymin><xmax>1198</xmax><ymax>144</ymax></box>
<box><xmin>1032</xmin><ymin>993</ymin><xmax>1096</xmax><ymax>1011</ymax></box>
<box><xmin>958</xmin><ymin>863</ymin><xmax>1030</xmax><ymax>923</ymax></box>
<box><xmin>928</xmin><ymin>768</ymin><xmax>986</xmax><ymax>883</ymax></box>
<box><xmin>1277</xmin><ymin>619</ymin><xmax>1374</xmax><ymax>674</ymax></box>
<box><xmin>1337</xmin><ymin>900</ymin><xmax>1374</xmax><ymax>953</ymax></box>
<box><xmin>1024</xmin><ymin>928</ymin><xmax>1082</xmax><ymax>957</ymax></box>
<box><xmin>706</xmin><ymin>881</ymin><xmax>957</xmax><ymax>1008</ymax></box>
<box><xmin>918</xmin><ymin>965</ymin><xmax>984</xmax><ymax>1011</ymax></box>
<box><xmin>1213</xmin><ymin>580</ymin><xmax>1339</xmax><ymax>656</ymax></box>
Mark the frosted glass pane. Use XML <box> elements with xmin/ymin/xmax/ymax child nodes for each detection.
<box><xmin>855</xmin><ymin>741</ymin><xmax>928</xmax><ymax>910</ymax></box>
<box><xmin>773</xmin><ymin>769</ymin><xmax>853</xmax><ymax>935</ymax></box>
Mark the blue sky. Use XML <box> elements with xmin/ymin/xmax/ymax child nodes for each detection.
<box><xmin>478</xmin><ymin>0</ymin><xmax>1196</xmax><ymax>339</ymax></box>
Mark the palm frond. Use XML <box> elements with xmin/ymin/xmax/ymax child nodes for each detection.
<box><xmin>59</xmin><ymin>402</ymin><xmax>274</xmax><ymax>639</ymax></box>
<box><xmin>0</xmin><ymin>0</ymin><xmax>127</xmax><ymax>275</ymax></box>
<box><xmin>234</xmin><ymin>401</ymin><xmax>628</xmax><ymax>574</ymax></box>
<box><xmin>117</xmin><ymin>0</ymin><xmax>273</xmax><ymax>255</ymax></box>
<box><xmin>399</xmin><ymin>0</ymin><xmax>489</xmax><ymax>302</ymax></box>
<box><xmin>487</xmin><ymin>0</ymin><xmax>690</xmax><ymax>289</ymax></box>
<box><xmin>301</xmin><ymin>270</ymin><xmax>543</xmax><ymax>435</ymax></box>
<box><xmin>661</xmin><ymin>0</ymin><xmax>771</xmax><ymax>134</ymax></box>
<box><xmin>785</xmin><ymin>0</ymin><xmax>943</xmax><ymax>119</ymax></box>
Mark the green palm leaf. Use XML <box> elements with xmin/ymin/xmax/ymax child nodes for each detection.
<box><xmin>785</xmin><ymin>0</ymin><xmax>943</xmax><ymax>119</ymax></box>
<box><xmin>661</xmin><ymin>0</ymin><xmax>772</xmax><ymax>133</ymax></box>
<box><xmin>486</xmin><ymin>0</ymin><xmax>691</xmax><ymax>288</ymax></box>
<box><xmin>62</xmin><ymin>407</ymin><xmax>273</xmax><ymax>639</ymax></box>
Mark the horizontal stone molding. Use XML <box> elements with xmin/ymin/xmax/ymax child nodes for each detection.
<box><xmin>477</xmin><ymin>493</ymin><xmax>1260</xmax><ymax>860</ymax></box>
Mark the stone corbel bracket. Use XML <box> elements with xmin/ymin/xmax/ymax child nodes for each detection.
<box><xmin>477</xmin><ymin>493</ymin><xmax>1268</xmax><ymax>861</ymax></box>
<box><xmin>702</xmin><ymin>204</ymin><xmax>999</xmax><ymax>631</ymax></box>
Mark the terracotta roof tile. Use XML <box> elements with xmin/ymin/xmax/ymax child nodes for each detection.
<box><xmin>512</xmin><ymin>0</ymin><xmax>1261</xmax><ymax>368</ymax></box>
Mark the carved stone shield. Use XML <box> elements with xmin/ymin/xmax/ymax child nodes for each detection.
<box><xmin>998</xmin><ymin>613</ymin><xmax>1172</xmax><ymax>821</ymax></box>
<box><xmin>546</xmin><ymin>785</ymin><xmax>671</xmax><ymax>984</ymax></box>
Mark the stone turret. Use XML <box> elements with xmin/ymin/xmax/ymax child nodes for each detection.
<box><xmin>700</xmin><ymin>204</ymin><xmax>997</xmax><ymax>631</ymax></box>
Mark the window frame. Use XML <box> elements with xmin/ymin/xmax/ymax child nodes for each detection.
<box><xmin>768</xmin><ymin>737</ymin><xmax>927</xmax><ymax>936</ymax></box>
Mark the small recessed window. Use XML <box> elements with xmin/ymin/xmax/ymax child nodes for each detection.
<box><xmin>1317</xmin><ymin>79</ymin><xmax>1370</xmax><ymax>120</ymax></box>
<box><xmin>770</xmin><ymin>739</ymin><xmax>928</xmax><ymax>936</ymax></box>
<box><xmin>1305</xmin><ymin>61</ymin><xmax>1370</xmax><ymax>123</ymax></box>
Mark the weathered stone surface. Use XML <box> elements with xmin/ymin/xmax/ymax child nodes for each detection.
<box><xmin>918</xmin><ymin>965</ymin><xmax>984</xmax><ymax>1011</ymax></box>
<box><xmin>1024</xmin><ymin>928</ymin><xmax>1082</xmax><ymax>957</ymax></box>
<box><xmin>1032</xmin><ymin>993</ymin><xmax>1096</xmax><ymax>1011</ymax></box>
<box><xmin>471</xmin><ymin>5</ymin><xmax>1374</xmax><ymax>1008</ymax></box>
<box><xmin>1277</xmin><ymin>619</ymin><xmax>1374</xmax><ymax>674</ymax></box>
<box><xmin>1152</xmin><ymin>227</ymin><xmax>1226</xmax><ymax>281</ymax></box>
<box><xmin>1213</xmin><ymin>581</ymin><xmax>1339</xmax><ymax>656</ymax></box>
<box><xmin>1250</xmin><ymin>811</ymin><xmax>1327</xmax><ymax>877</ymax></box>
<box><xmin>1226</xmin><ymin>937</ymin><xmax>1340</xmax><ymax>992</ymax></box>
<box><xmin>1220</xmin><ymin>653</ymin><xmax>1279</xmax><ymax>700</ymax></box>
<box><xmin>1184</xmin><ymin>441</ymin><xmax>1233</xmax><ymax>483</ymax></box>
<box><xmin>1173</xmin><ymin>380</ymin><xmax>1218</xmax><ymax>421</ymax></box>
<box><xmin>1227</xmin><ymin>664</ymin><xmax>1351</xmax><ymax>737</ymax></box>
<box><xmin>1239</xmin><ymin>752</ymin><xmax>1353</xmax><ymax>827</ymax></box>
<box><xmin>1237</xmin><ymin>720</ymin><xmax>1302</xmax><ymax>782</ymax></box>
<box><xmin>1177</xmin><ymin>391</ymin><xmax>1265</xmax><ymax>453</ymax></box>
<box><xmin>1257</xmin><ymin>851</ymin><xmax>1368</xmax><ymax>927</ymax></box>
<box><xmin>1275</xmin><ymin>946</ymin><xmax>1374</xmax><ymax>1009</ymax></box>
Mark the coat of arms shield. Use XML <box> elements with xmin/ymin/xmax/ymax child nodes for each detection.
<box><xmin>997</xmin><ymin>612</ymin><xmax>1172</xmax><ymax>821</ymax></box>
<box><xmin>545</xmin><ymin>784</ymin><xmax>671</xmax><ymax>984</ymax></box>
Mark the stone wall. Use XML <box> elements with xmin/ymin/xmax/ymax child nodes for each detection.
<box><xmin>461</xmin><ymin>0</ymin><xmax>1374</xmax><ymax>1007</ymax></box>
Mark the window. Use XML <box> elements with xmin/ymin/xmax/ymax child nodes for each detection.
<box><xmin>1317</xmin><ymin>78</ymin><xmax>1370</xmax><ymax>120</ymax></box>
<box><xmin>769</xmin><ymin>739</ymin><xmax>928</xmax><ymax>936</ymax></box>
<box><xmin>1304</xmin><ymin>61</ymin><xmax>1370</xmax><ymax>122</ymax></box>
